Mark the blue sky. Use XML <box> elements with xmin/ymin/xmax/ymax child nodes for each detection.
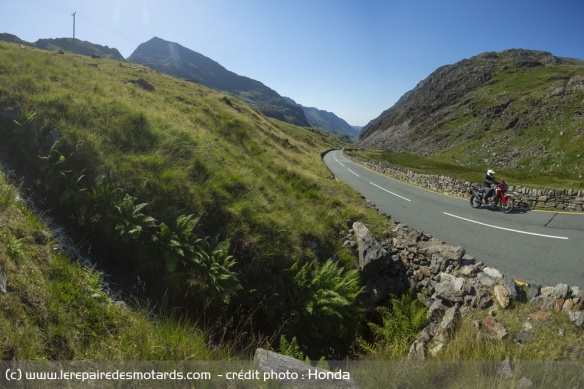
<box><xmin>2</xmin><ymin>0</ymin><xmax>584</xmax><ymax>126</ymax></box>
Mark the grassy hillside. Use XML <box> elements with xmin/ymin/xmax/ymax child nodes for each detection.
<box><xmin>0</xmin><ymin>41</ymin><xmax>389</xmax><ymax>358</ymax></box>
<box><xmin>128</xmin><ymin>37</ymin><xmax>310</xmax><ymax>127</ymax></box>
<box><xmin>0</xmin><ymin>171</ymin><xmax>225</xmax><ymax>360</ymax></box>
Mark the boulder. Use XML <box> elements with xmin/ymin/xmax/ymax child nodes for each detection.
<box><xmin>353</xmin><ymin>222</ymin><xmax>392</xmax><ymax>274</ymax></box>
<box><xmin>253</xmin><ymin>348</ymin><xmax>358</xmax><ymax>389</ymax></box>
<box><xmin>0</xmin><ymin>104</ymin><xmax>21</xmax><ymax>121</ymax></box>
<box><xmin>133</xmin><ymin>78</ymin><xmax>155</xmax><ymax>92</ymax></box>
<box><xmin>434</xmin><ymin>281</ymin><xmax>465</xmax><ymax>304</ymax></box>
<box><xmin>476</xmin><ymin>272</ymin><xmax>497</xmax><ymax>287</ymax></box>
<box><xmin>474</xmin><ymin>290</ymin><xmax>493</xmax><ymax>309</ymax></box>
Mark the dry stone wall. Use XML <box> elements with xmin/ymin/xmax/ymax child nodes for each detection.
<box><xmin>346</xmin><ymin>155</ymin><xmax>584</xmax><ymax>212</ymax></box>
<box><xmin>345</xmin><ymin>216</ymin><xmax>584</xmax><ymax>361</ymax></box>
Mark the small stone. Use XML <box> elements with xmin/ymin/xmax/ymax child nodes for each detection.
<box><xmin>515</xmin><ymin>331</ymin><xmax>537</xmax><ymax>343</ymax></box>
<box><xmin>407</xmin><ymin>339</ymin><xmax>426</xmax><ymax>360</ymax></box>
<box><xmin>494</xmin><ymin>284</ymin><xmax>510</xmax><ymax>308</ymax></box>
<box><xmin>0</xmin><ymin>268</ymin><xmax>7</xmax><ymax>294</ymax></box>
<box><xmin>529</xmin><ymin>311</ymin><xmax>552</xmax><ymax>321</ymax></box>
<box><xmin>477</xmin><ymin>272</ymin><xmax>497</xmax><ymax>287</ymax></box>
<box><xmin>429</xmin><ymin>343</ymin><xmax>444</xmax><ymax>357</ymax></box>
<box><xmin>497</xmin><ymin>357</ymin><xmax>514</xmax><ymax>380</ymax></box>
<box><xmin>526</xmin><ymin>284</ymin><xmax>541</xmax><ymax>301</ymax></box>
<box><xmin>569</xmin><ymin>310</ymin><xmax>584</xmax><ymax>327</ymax></box>
<box><xmin>517</xmin><ymin>376</ymin><xmax>533</xmax><ymax>388</ymax></box>
<box><xmin>484</xmin><ymin>317</ymin><xmax>508</xmax><ymax>340</ymax></box>
<box><xmin>483</xmin><ymin>267</ymin><xmax>503</xmax><ymax>279</ymax></box>
<box><xmin>502</xmin><ymin>276</ymin><xmax>518</xmax><ymax>300</ymax></box>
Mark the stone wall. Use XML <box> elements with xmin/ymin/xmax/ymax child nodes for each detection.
<box><xmin>347</xmin><ymin>218</ymin><xmax>584</xmax><ymax>361</ymax></box>
<box><xmin>346</xmin><ymin>155</ymin><xmax>584</xmax><ymax>212</ymax></box>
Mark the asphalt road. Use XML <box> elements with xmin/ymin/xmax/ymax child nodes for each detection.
<box><xmin>324</xmin><ymin>150</ymin><xmax>584</xmax><ymax>288</ymax></box>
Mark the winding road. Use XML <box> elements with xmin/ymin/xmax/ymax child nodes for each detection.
<box><xmin>324</xmin><ymin>150</ymin><xmax>584</xmax><ymax>288</ymax></box>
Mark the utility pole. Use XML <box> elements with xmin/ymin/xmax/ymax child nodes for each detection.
<box><xmin>72</xmin><ymin>11</ymin><xmax>76</xmax><ymax>54</ymax></box>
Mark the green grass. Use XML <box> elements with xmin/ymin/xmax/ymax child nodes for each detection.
<box><xmin>0</xmin><ymin>41</ymin><xmax>390</xmax><ymax>358</ymax></box>
<box><xmin>0</xmin><ymin>172</ymin><xmax>227</xmax><ymax>361</ymax></box>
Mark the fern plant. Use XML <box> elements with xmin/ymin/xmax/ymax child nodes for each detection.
<box><xmin>278</xmin><ymin>335</ymin><xmax>329</xmax><ymax>369</ymax></box>
<box><xmin>289</xmin><ymin>259</ymin><xmax>364</xmax><ymax>342</ymax></box>
<box><xmin>188</xmin><ymin>236</ymin><xmax>241</xmax><ymax>304</ymax></box>
<box><xmin>279</xmin><ymin>334</ymin><xmax>305</xmax><ymax>360</ymax></box>
<box><xmin>359</xmin><ymin>290</ymin><xmax>429</xmax><ymax>359</ymax></box>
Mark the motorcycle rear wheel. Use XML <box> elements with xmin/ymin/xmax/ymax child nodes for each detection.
<box><xmin>500</xmin><ymin>198</ymin><xmax>514</xmax><ymax>213</ymax></box>
<box><xmin>470</xmin><ymin>195</ymin><xmax>482</xmax><ymax>209</ymax></box>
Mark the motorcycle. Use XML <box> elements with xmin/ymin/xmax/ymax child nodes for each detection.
<box><xmin>469</xmin><ymin>180</ymin><xmax>514</xmax><ymax>213</ymax></box>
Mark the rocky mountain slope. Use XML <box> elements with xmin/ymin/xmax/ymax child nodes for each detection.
<box><xmin>357</xmin><ymin>49</ymin><xmax>584</xmax><ymax>175</ymax></box>
<box><xmin>284</xmin><ymin>97</ymin><xmax>360</xmax><ymax>138</ymax></box>
<box><xmin>128</xmin><ymin>37</ymin><xmax>310</xmax><ymax>127</ymax></box>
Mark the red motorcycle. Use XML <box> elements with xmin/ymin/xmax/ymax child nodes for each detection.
<box><xmin>469</xmin><ymin>180</ymin><xmax>514</xmax><ymax>213</ymax></box>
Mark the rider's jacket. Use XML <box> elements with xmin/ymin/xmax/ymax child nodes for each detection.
<box><xmin>483</xmin><ymin>174</ymin><xmax>499</xmax><ymax>187</ymax></box>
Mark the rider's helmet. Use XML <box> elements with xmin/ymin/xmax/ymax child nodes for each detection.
<box><xmin>487</xmin><ymin>169</ymin><xmax>495</xmax><ymax>177</ymax></box>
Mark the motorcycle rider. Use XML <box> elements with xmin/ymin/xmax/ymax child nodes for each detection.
<box><xmin>482</xmin><ymin>169</ymin><xmax>499</xmax><ymax>203</ymax></box>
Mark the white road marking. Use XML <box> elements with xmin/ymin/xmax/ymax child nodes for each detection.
<box><xmin>334</xmin><ymin>153</ymin><xmax>345</xmax><ymax>167</ymax></box>
<box><xmin>348</xmin><ymin>169</ymin><xmax>360</xmax><ymax>177</ymax></box>
<box><xmin>370</xmin><ymin>182</ymin><xmax>412</xmax><ymax>202</ymax></box>
<box><xmin>443</xmin><ymin>212</ymin><xmax>569</xmax><ymax>240</ymax></box>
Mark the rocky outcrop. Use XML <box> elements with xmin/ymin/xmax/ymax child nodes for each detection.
<box><xmin>347</xmin><ymin>155</ymin><xmax>584</xmax><ymax>212</ymax></box>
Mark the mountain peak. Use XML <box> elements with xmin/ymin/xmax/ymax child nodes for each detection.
<box><xmin>357</xmin><ymin>48</ymin><xmax>584</xmax><ymax>173</ymax></box>
<box><xmin>129</xmin><ymin>38</ymin><xmax>310</xmax><ymax>127</ymax></box>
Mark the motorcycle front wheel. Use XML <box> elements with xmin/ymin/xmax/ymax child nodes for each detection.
<box><xmin>500</xmin><ymin>197</ymin><xmax>514</xmax><ymax>213</ymax></box>
<box><xmin>470</xmin><ymin>195</ymin><xmax>482</xmax><ymax>209</ymax></box>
